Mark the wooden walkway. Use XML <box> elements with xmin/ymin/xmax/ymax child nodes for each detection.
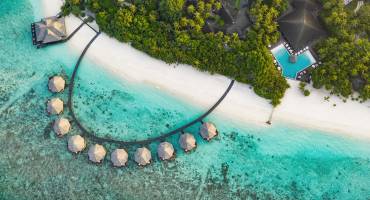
<box><xmin>67</xmin><ymin>32</ymin><xmax>235</xmax><ymax>146</ymax></box>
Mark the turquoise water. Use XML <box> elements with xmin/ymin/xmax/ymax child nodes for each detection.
<box><xmin>272</xmin><ymin>44</ymin><xmax>315</xmax><ymax>79</ymax></box>
<box><xmin>0</xmin><ymin>0</ymin><xmax>370</xmax><ymax>199</ymax></box>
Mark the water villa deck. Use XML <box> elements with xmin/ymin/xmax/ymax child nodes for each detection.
<box><xmin>31</xmin><ymin>15</ymin><xmax>67</xmax><ymax>48</ymax></box>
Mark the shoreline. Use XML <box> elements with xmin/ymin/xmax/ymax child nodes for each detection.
<box><xmin>40</xmin><ymin>0</ymin><xmax>370</xmax><ymax>140</ymax></box>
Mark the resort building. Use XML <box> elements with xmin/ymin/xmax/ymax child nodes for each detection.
<box><xmin>278</xmin><ymin>0</ymin><xmax>326</xmax><ymax>52</ymax></box>
<box><xmin>32</xmin><ymin>16</ymin><xmax>67</xmax><ymax>48</ymax></box>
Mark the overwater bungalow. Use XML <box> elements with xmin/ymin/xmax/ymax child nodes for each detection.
<box><xmin>68</xmin><ymin>135</ymin><xmax>86</xmax><ymax>153</ymax></box>
<box><xmin>200</xmin><ymin>122</ymin><xmax>218</xmax><ymax>141</ymax></box>
<box><xmin>179</xmin><ymin>133</ymin><xmax>196</xmax><ymax>152</ymax></box>
<box><xmin>47</xmin><ymin>98</ymin><xmax>64</xmax><ymax>115</ymax></box>
<box><xmin>134</xmin><ymin>147</ymin><xmax>151</xmax><ymax>166</ymax></box>
<box><xmin>88</xmin><ymin>144</ymin><xmax>106</xmax><ymax>163</ymax></box>
<box><xmin>111</xmin><ymin>149</ymin><xmax>128</xmax><ymax>167</ymax></box>
<box><xmin>53</xmin><ymin>117</ymin><xmax>71</xmax><ymax>137</ymax></box>
<box><xmin>31</xmin><ymin>16</ymin><xmax>67</xmax><ymax>48</ymax></box>
<box><xmin>48</xmin><ymin>76</ymin><xmax>66</xmax><ymax>93</ymax></box>
<box><xmin>157</xmin><ymin>142</ymin><xmax>175</xmax><ymax>160</ymax></box>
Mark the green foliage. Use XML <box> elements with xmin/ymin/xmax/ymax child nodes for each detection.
<box><xmin>64</xmin><ymin>0</ymin><xmax>289</xmax><ymax>106</ymax></box>
<box><xmin>159</xmin><ymin>0</ymin><xmax>185</xmax><ymax>23</ymax></box>
<box><xmin>312</xmin><ymin>0</ymin><xmax>370</xmax><ymax>101</ymax></box>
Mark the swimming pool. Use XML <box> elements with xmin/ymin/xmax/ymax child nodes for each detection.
<box><xmin>271</xmin><ymin>44</ymin><xmax>316</xmax><ymax>79</ymax></box>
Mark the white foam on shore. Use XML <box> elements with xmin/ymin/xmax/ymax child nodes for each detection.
<box><xmin>41</xmin><ymin>0</ymin><xmax>370</xmax><ymax>140</ymax></box>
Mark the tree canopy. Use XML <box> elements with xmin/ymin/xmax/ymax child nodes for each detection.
<box><xmin>62</xmin><ymin>0</ymin><xmax>290</xmax><ymax>106</ymax></box>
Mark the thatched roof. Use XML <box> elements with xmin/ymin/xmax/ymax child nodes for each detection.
<box><xmin>292</xmin><ymin>0</ymin><xmax>321</xmax><ymax>11</ymax></box>
<box><xmin>200</xmin><ymin>122</ymin><xmax>218</xmax><ymax>140</ymax></box>
<box><xmin>35</xmin><ymin>16</ymin><xmax>67</xmax><ymax>44</ymax></box>
<box><xmin>68</xmin><ymin>135</ymin><xmax>86</xmax><ymax>153</ymax></box>
<box><xmin>179</xmin><ymin>133</ymin><xmax>196</xmax><ymax>152</ymax></box>
<box><xmin>134</xmin><ymin>147</ymin><xmax>151</xmax><ymax>166</ymax></box>
<box><xmin>48</xmin><ymin>76</ymin><xmax>65</xmax><ymax>93</ymax></box>
<box><xmin>157</xmin><ymin>142</ymin><xmax>175</xmax><ymax>160</ymax></box>
<box><xmin>278</xmin><ymin>9</ymin><xmax>326</xmax><ymax>51</ymax></box>
<box><xmin>47</xmin><ymin>98</ymin><xmax>64</xmax><ymax>115</ymax></box>
<box><xmin>53</xmin><ymin>118</ymin><xmax>70</xmax><ymax>137</ymax></box>
<box><xmin>88</xmin><ymin>144</ymin><xmax>106</xmax><ymax>163</ymax></box>
<box><xmin>111</xmin><ymin>149</ymin><xmax>128</xmax><ymax>167</ymax></box>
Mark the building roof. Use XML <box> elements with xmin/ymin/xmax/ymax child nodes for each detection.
<box><xmin>200</xmin><ymin>122</ymin><xmax>218</xmax><ymax>140</ymax></box>
<box><xmin>292</xmin><ymin>0</ymin><xmax>321</xmax><ymax>11</ymax></box>
<box><xmin>111</xmin><ymin>149</ymin><xmax>128</xmax><ymax>167</ymax></box>
<box><xmin>157</xmin><ymin>142</ymin><xmax>174</xmax><ymax>160</ymax></box>
<box><xmin>278</xmin><ymin>9</ymin><xmax>326</xmax><ymax>51</ymax></box>
<box><xmin>68</xmin><ymin>135</ymin><xmax>86</xmax><ymax>153</ymax></box>
<box><xmin>35</xmin><ymin>16</ymin><xmax>67</xmax><ymax>44</ymax></box>
<box><xmin>179</xmin><ymin>133</ymin><xmax>196</xmax><ymax>152</ymax></box>
<box><xmin>88</xmin><ymin>144</ymin><xmax>106</xmax><ymax>163</ymax></box>
<box><xmin>134</xmin><ymin>147</ymin><xmax>151</xmax><ymax>166</ymax></box>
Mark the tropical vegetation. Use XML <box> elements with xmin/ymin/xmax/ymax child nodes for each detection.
<box><xmin>61</xmin><ymin>0</ymin><xmax>289</xmax><ymax>106</ymax></box>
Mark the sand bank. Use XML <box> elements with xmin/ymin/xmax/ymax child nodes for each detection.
<box><xmin>41</xmin><ymin>0</ymin><xmax>370</xmax><ymax>140</ymax></box>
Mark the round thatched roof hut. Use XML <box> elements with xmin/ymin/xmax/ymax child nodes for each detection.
<box><xmin>68</xmin><ymin>135</ymin><xmax>86</xmax><ymax>153</ymax></box>
<box><xmin>53</xmin><ymin>117</ymin><xmax>71</xmax><ymax>137</ymax></box>
<box><xmin>47</xmin><ymin>98</ymin><xmax>64</xmax><ymax>115</ymax></box>
<box><xmin>200</xmin><ymin>122</ymin><xmax>218</xmax><ymax>141</ymax></box>
<box><xmin>48</xmin><ymin>76</ymin><xmax>65</xmax><ymax>93</ymax></box>
<box><xmin>88</xmin><ymin>144</ymin><xmax>106</xmax><ymax>163</ymax></box>
<box><xmin>134</xmin><ymin>147</ymin><xmax>151</xmax><ymax>166</ymax></box>
<box><xmin>157</xmin><ymin>142</ymin><xmax>175</xmax><ymax>160</ymax></box>
<box><xmin>111</xmin><ymin>149</ymin><xmax>128</xmax><ymax>167</ymax></box>
<box><xmin>179</xmin><ymin>133</ymin><xmax>196</xmax><ymax>152</ymax></box>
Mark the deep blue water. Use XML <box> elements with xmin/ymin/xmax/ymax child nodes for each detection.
<box><xmin>0</xmin><ymin>0</ymin><xmax>369</xmax><ymax>199</ymax></box>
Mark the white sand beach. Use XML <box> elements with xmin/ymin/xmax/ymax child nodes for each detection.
<box><xmin>41</xmin><ymin>0</ymin><xmax>370</xmax><ymax>140</ymax></box>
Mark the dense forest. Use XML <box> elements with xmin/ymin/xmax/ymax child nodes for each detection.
<box><xmin>312</xmin><ymin>0</ymin><xmax>370</xmax><ymax>102</ymax></box>
<box><xmin>61</xmin><ymin>0</ymin><xmax>289</xmax><ymax>106</ymax></box>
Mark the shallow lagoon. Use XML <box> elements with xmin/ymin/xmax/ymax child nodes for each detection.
<box><xmin>0</xmin><ymin>0</ymin><xmax>369</xmax><ymax>199</ymax></box>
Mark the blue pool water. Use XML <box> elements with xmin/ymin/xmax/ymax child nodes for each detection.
<box><xmin>0</xmin><ymin>0</ymin><xmax>369</xmax><ymax>199</ymax></box>
<box><xmin>271</xmin><ymin>44</ymin><xmax>316</xmax><ymax>79</ymax></box>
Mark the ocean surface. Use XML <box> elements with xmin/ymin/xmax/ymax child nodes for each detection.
<box><xmin>0</xmin><ymin>0</ymin><xmax>369</xmax><ymax>199</ymax></box>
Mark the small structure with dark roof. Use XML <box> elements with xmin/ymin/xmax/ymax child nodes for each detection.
<box><xmin>31</xmin><ymin>16</ymin><xmax>67</xmax><ymax>48</ymax></box>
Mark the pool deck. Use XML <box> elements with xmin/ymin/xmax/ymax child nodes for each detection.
<box><xmin>270</xmin><ymin>40</ymin><xmax>318</xmax><ymax>81</ymax></box>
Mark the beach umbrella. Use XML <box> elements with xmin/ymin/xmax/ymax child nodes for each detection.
<box><xmin>111</xmin><ymin>149</ymin><xmax>128</xmax><ymax>167</ymax></box>
<box><xmin>47</xmin><ymin>98</ymin><xmax>64</xmax><ymax>114</ymax></box>
<box><xmin>200</xmin><ymin>122</ymin><xmax>218</xmax><ymax>141</ymax></box>
<box><xmin>134</xmin><ymin>147</ymin><xmax>151</xmax><ymax>166</ymax></box>
<box><xmin>53</xmin><ymin>117</ymin><xmax>71</xmax><ymax>137</ymax></box>
<box><xmin>88</xmin><ymin>144</ymin><xmax>106</xmax><ymax>163</ymax></box>
<box><xmin>48</xmin><ymin>76</ymin><xmax>65</xmax><ymax>93</ymax></box>
<box><xmin>68</xmin><ymin>135</ymin><xmax>86</xmax><ymax>153</ymax></box>
<box><xmin>157</xmin><ymin>142</ymin><xmax>175</xmax><ymax>160</ymax></box>
<box><xmin>179</xmin><ymin>133</ymin><xmax>196</xmax><ymax>152</ymax></box>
